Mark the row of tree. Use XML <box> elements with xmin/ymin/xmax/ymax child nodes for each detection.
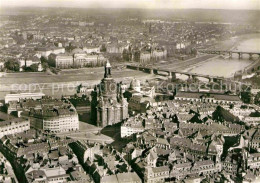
<box><xmin>40</xmin><ymin>55</ymin><xmax>55</xmax><ymax>70</ymax></box>
<box><xmin>4</xmin><ymin>59</ymin><xmax>20</xmax><ymax>72</ymax></box>
<box><xmin>4</xmin><ymin>59</ymin><xmax>39</xmax><ymax>72</ymax></box>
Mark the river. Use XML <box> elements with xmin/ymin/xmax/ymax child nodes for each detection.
<box><xmin>0</xmin><ymin>34</ymin><xmax>259</xmax><ymax>100</ymax></box>
<box><xmin>186</xmin><ymin>35</ymin><xmax>260</xmax><ymax>78</ymax></box>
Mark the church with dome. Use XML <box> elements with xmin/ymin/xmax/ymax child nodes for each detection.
<box><xmin>91</xmin><ymin>61</ymin><xmax>128</xmax><ymax>127</ymax></box>
<box><xmin>124</xmin><ymin>78</ymin><xmax>155</xmax><ymax>101</ymax></box>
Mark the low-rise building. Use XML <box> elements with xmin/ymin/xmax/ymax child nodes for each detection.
<box><xmin>5</xmin><ymin>92</ymin><xmax>45</xmax><ymax>104</ymax></box>
<box><xmin>8</xmin><ymin>97</ymin><xmax>79</xmax><ymax>133</ymax></box>
<box><xmin>101</xmin><ymin>172</ymin><xmax>141</xmax><ymax>183</ymax></box>
<box><xmin>0</xmin><ymin>118</ymin><xmax>30</xmax><ymax>138</ymax></box>
<box><xmin>37</xmin><ymin>47</ymin><xmax>65</xmax><ymax>58</ymax></box>
<box><xmin>175</xmin><ymin>91</ymin><xmax>242</xmax><ymax>104</ymax></box>
<box><xmin>74</xmin><ymin>52</ymin><xmax>107</xmax><ymax>67</ymax></box>
<box><xmin>121</xmin><ymin>117</ymin><xmax>144</xmax><ymax>138</ymax></box>
<box><xmin>144</xmin><ymin>166</ymin><xmax>170</xmax><ymax>183</ymax></box>
<box><xmin>247</xmin><ymin>153</ymin><xmax>260</xmax><ymax>169</ymax></box>
<box><xmin>29</xmin><ymin>107</ymin><xmax>79</xmax><ymax>132</ymax></box>
<box><xmin>55</xmin><ymin>54</ymin><xmax>73</xmax><ymax>69</ymax></box>
<box><xmin>25</xmin><ymin>166</ymin><xmax>69</xmax><ymax>183</ymax></box>
<box><xmin>83</xmin><ymin>46</ymin><xmax>100</xmax><ymax>54</ymax></box>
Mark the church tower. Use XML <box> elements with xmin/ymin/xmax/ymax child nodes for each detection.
<box><xmin>104</xmin><ymin>61</ymin><xmax>112</xmax><ymax>78</ymax></box>
<box><xmin>91</xmin><ymin>61</ymin><xmax>128</xmax><ymax>128</ymax></box>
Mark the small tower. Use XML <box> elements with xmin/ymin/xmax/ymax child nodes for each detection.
<box><xmin>104</xmin><ymin>60</ymin><xmax>112</xmax><ymax>78</ymax></box>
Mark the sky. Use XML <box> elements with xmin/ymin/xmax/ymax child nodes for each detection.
<box><xmin>0</xmin><ymin>0</ymin><xmax>259</xmax><ymax>10</ymax></box>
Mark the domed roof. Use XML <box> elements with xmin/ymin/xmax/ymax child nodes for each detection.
<box><xmin>71</xmin><ymin>48</ymin><xmax>85</xmax><ymax>54</ymax></box>
<box><xmin>130</xmin><ymin>78</ymin><xmax>141</xmax><ymax>89</ymax></box>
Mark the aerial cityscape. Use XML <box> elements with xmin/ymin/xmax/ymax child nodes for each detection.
<box><xmin>0</xmin><ymin>0</ymin><xmax>260</xmax><ymax>182</ymax></box>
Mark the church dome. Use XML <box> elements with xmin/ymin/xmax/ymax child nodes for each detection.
<box><xmin>130</xmin><ymin>78</ymin><xmax>141</xmax><ymax>92</ymax></box>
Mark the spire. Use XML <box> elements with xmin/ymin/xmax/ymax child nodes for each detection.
<box><xmin>104</xmin><ymin>60</ymin><xmax>112</xmax><ymax>78</ymax></box>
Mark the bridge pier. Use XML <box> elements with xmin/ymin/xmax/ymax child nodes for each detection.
<box><xmin>229</xmin><ymin>52</ymin><xmax>232</xmax><ymax>58</ymax></box>
<box><xmin>168</xmin><ymin>72</ymin><xmax>172</xmax><ymax>79</ymax></box>
<box><xmin>209</xmin><ymin>77</ymin><xmax>213</xmax><ymax>83</ymax></box>
<box><xmin>192</xmin><ymin>75</ymin><xmax>197</xmax><ymax>81</ymax></box>
<box><xmin>238</xmin><ymin>53</ymin><xmax>242</xmax><ymax>59</ymax></box>
<box><xmin>150</xmin><ymin>68</ymin><xmax>154</xmax><ymax>75</ymax></box>
<box><xmin>172</xmin><ymin>72</ymin><xmax>176</xmax><ymax>81</ymax></box>
<box><xmin>168</xmin><ymin>72</ymin><xmax>177</xmax><ymax>81</ymax></box>
<box><xmin>249</xmin><ymin>53</ymin><xmax>253</xmax><ymax>60</ymax></box>
<box><xmin>213</xmin><ymin>78</ymin><xmax>219</xmax><ymax>83</ymax></box>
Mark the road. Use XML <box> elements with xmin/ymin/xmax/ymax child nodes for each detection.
<box><xmin>155</xmin><ymin>54</ymin><xmax>216</xmax><ymax>71</ymax></box>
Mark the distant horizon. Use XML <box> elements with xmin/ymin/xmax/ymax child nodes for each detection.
<box><xmin>0</xmin><ymin>0</ymin><xmax>259</xmax><ymax>10</ymax></box>
<box><xmin>1</xmin><ymin>5</ymin><xmax>260</xmax><ymax>11</ymax></box>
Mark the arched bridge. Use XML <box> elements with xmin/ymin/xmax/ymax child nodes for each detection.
<box><xmin>126</xmin><ymin>64</ymin><xmax>247</xmax><ymax>85</ymax></box>
<box><xmin>198</xmin><ymin>50</ymin><xmax>260</xmax><ymax>59</ymax></box>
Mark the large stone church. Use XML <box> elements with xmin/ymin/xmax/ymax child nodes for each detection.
<box><xmin>91</xmin><ymin>61</ymin><xmax>128</xmax><ymax>127</ymax></box>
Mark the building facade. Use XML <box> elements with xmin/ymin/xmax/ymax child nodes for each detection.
<box><xmin>5</xmin><ymin>92</ymin><xmax>45</xmax><ymax>104</ymax></box>
<box><xmin>55</xmin><ymin>54</ymin><xmax>74</xmax><ymax>69</ymax></box>
<box><xmin>29</xmin><ymin>108</ymin><xmax>79</xmax><ymax>132</ymax></box>
<box><xmin>0</xmin><ymin>118</ymin><xmax>30</xmax><ymax>138</ymax></box>
<box><xmin>37</xmin><ymin>47</ymin><xmax>65</xmax><ymax>58</ymax></box>
<box><xmin>55</xmin><ymin>49</ymin><xmax>107</xmax><ymax>69</ymax></box>
<box><xmin>74</xmin><ymin>53</ymin><xmax>106</xmax><ymax>68</ymax></box>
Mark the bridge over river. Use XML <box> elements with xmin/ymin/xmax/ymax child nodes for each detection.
<box><xmin>198</xmin><ymin>50</ymin><xmax>260</xmax><ymax>59</ymax></box>
<box><xmin>126</xmin><ymin>65</ymin><xmax>250</xmax><ymax>88</ymax></box>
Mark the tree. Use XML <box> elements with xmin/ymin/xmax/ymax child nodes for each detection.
<box><xmin>255</xmin><ymin>92</ymin><xmax>260</xmax><ymax>105</ymax></box>
<box><xmin>23</xmin><ymin>63</ymin><xmax>38</xmax><ymax>72</ymax></box>
<box><xmin>41</xmin><ymin>62</ymin><xmax>49</xmax><ymax>71</ymax></box>
<box><xmin>40</xmin><ymin>56</ymin><xmax>48</xmax><ymax>64</ymax></box>
<box><xmin>29</xmin><ymin>63</ymin><xmax>39</xmax><ymax>72</ymax></box>
<box><xmin>4</xmin><ymin>59</ymin><xmax>20</xmax><ymax>71</ymax></box>
<box><xmin>191</xmin><ymin>48</ymin><xmax>197</xmax><ymax>55</ymax></box>
<box><xmin>65</xmin><ymin>43</ymin><xmax>76</xmax><ymax>52</ymax></box>
<box><xmin>47</xmin><ymin>54</ymin><xmax>56</xmax><ymax>67</ymax></box>
<box><xmin>100</xmin><ymin>44</ymin><xmax>107</xmax><ymax>52</ymax></box>
<box><xmin>122</xmin><ymin>49</ymin><xmax>132</xmax><ymax>61</ymax></box>
<box><xmin>133</xmin><ymin>50</ymin><xmax>140</xmax><ymax>62</ymax></box>
<box><xmin>41</xmin><ymin>55</ymin><xmax>55</xmax><ymax>68</ymax></box>
<box><xmin>184</xmin><ymin>46</ymin><xmax>192</xmax><ymax>55</ymax></box>
<box><xmin>240</xmin><ymin>91</ymin><xmax>253</xmax><ymax>104</ymax></box>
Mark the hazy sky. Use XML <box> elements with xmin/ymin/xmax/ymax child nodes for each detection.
<box><xmin>1</xmin><ymin>0</ymin><xmax>259</xmax><ymax>10</ymax></box>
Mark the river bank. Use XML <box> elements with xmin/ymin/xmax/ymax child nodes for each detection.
<box><xmin>207</xmin><ymin>33</ymin><xmax>260</xmax><ymax>51</ymax></box>
<box><xmin>0</xmin><ymin>68</ymin><xmax>155</xmax><ymax>99</ymax></box>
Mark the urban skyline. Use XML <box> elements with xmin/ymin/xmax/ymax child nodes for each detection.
<box><xmin>0</xmin><ymin>2</ymin><xmax>260</xmax><ymax>183</ymax></box>
<box><xmin>1</xmin><ymin>0</ymin><xmax>260</xmax><ymax>10</ymax></box>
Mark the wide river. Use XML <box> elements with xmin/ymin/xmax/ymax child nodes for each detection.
<box><xmin>187</xmin><ymin>35</ymin><xmax>260</xmax><ymax>78</ymax></box>
<box><xmin>0</xmin><ymin>34</ymin><xmax>259</xmax><ymax>100</ymax></box>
